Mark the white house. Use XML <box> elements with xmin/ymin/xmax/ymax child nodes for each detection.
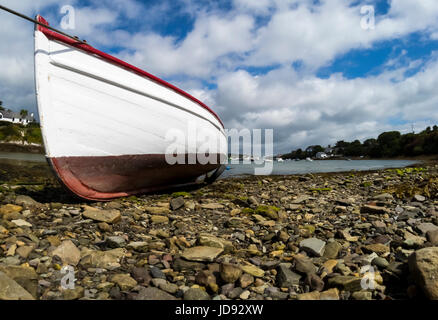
<box><xmin>0</xmin><ymin>109</ymin><xmax>35</xmax><ymax>126</ymax></box>
<box><xmin>316</xmin><ymin>152</ymin><xmax>328</xmax><ymax>159</ymax></box>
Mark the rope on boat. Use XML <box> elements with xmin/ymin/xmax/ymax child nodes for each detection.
<box><xmin>0</xmin><ymin>4</ymin><xmax>88</xmax><ymax>45</ymax></box>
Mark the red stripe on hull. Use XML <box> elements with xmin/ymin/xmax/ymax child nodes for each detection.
<box><xmin>50</xmin><ymin>155</ymin><xmax>222</xmax><ymax>201</ymax></box>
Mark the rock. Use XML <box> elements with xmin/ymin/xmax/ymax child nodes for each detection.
<box><xmin>276</xmin><ymin>263</ymin><xmax>301</xmax><ymax>287</ymax></box>
<box><xmin>220</xmin><ymin>263</ymin><xmax>242</xmax><ymax>283</ymax></box>
<box><xmin>200</xmin><ymin>203</ymin><xmax>224</xmax><ymax>210</ymax></box>
<box><xmin>0</xmin><ymin>265</ymin><xmax>38</xmax><ymax>298</ymax></box>
<box><xmin>427</xmin><ymin>230</ymin><xmax>438</xmax><ymax>245</ymax></box>
<box><xmin>173</xmin><ymin>258</ymin><xmax>205</xmax><ymax>271</ymax></box>
<box><xmin>150</xmin><ymin>215</ymin><xmax>169</xmax><ymax>224</ymax></box>
<box><xmin>11</xmin><ymin>219</ymin><xmax>32</xmax><ymax>228</ymax></box>
<box><xmin>131</xmin><ymin>267</ymin><xmax>151</xmax><ymax>284</ymax></box>
<box><xmin>51</xmin><ymin>240</ymin><xmax>81</xmax><ymax>266</ymax></box>
<box><xmin>184</xmin><ymin>288</ymin><xmax>210</xmax><ymax>300</ymax></box>
<box><xmin>323</xmin><ymin>241</ymin><xmax>342</xmax><ymax>259</ymax></box>
<box><xmin>181</xmin><ymin>246</ymin><xmax>223</xmax><ymax>262</ymax></box>
<box><xmin>417</xmin><ymin>223</ymin><xmax>438</xmax><ymax>235</ymax></box>
<box><xmin>198</xmin><ymin>234</ymin><xmax>224</xmax><ymax>249</ymax></box>
<box><xmin>360</xmin><ymin>205</ymin><xmax>389</xmax><ymax>215</ymax></box>
<box><xmin>323</xmin><ymin>259</ymin><xmax>338</xmax><ymax>274</ymax></box>
<box><xmin>414</xmin><ymin>194</ymin><xmax>426</xmax><ymax>202</ymax></box>
<box><xmin>0</xmin><ymin>204</ymin><xmax>22</xmax><ymax>216</ymax></box>
<box><xmin>408</xmin><ymin>247</ymin><xmax>438</xmax><ymax>299</ymax></box>
<box><xmin>241</xmin><ymin>264</ymin><xmax>265</xmax><ymax>278</ymax></box>
<box><xmin>0</xmin><ymin>271</ymin><xmax>35</xmax><ymax>300</ymax></box>
<box><xmin>170</xmin><ymin>197</ymin><xmax>185</xmax><ymax>210</ymax></box>
<box><xmin>80</xmin><ymin>248</ymin><xmax>126</xmax><ymax>269</ymax></box>
<box><xmin>98</xmin><ymin>222</ymin><xmax>112</xmax><ymax>232</ymax></box>
<box><xmin>305</xmin><ymin>273</ymin><xmax>325</xmax><ymax>292</ymax></box>
<box><xmin>127</xmin><ymin>241</ymin><xmax>148</xmax><ymax>252</ymax></box>
<box><xmin>136</xmin><ymin>287</ymin><xmax>178</xmax><ymax>300</ymax></box>
<box><xmin>239</xmin><ymin>273</ymin><xmax>254</xmax><ymax>288</ymax></box>
<box><xmin>293</xmin><ymin>254</ymin><xmax>318</xmax><ymax>274</ymax></box>
<box><xmin>319</xmin><ymin>288</ymin><xmax>340</xmax><ymax>300</ymax></box>
<box><xmin>62</xmin><ymin>286</ymin><xmax>85</xmax><ymax>300</ymax></box>
<box><xmin>106</xmin><ymin>236</ymin><xmax>127</xmax><ymax>248</ymax></box>
<box><xmin>144</xmin><ymin>206</ymin><xmax>170</xmax><ymax>215</ymax></box>
<box><xmin>299</xmin><ymin>238</ymin><xmax>326</xmax><ymax>257</ymax></box>
<box><xmin>372</xmin><ymin>257</ymin><xmax>389</xmax><ymax>269</ymax></box>
<box><xmin>82</xmin><ymin>206</ymin><xmax>121</xmax><ymax>224</ymax></box>
<box><xmin>111</xmin><ymin>274</ymin><xmax>138</xmax><ymax>291</ymax></box>
<box><xmin>239</xmin><ymin>290</ymin><xmax>250</xmax><ymax>300</ymax></box>
<box><xmin>404</xmin><ymin>231</ymin><xmax>425</xmax><ymax>247</ymax></box>
<box><xmin>15</xmin><ymin>195</ymin><xmax>39</xmax><ymax>207</ymax></box>
<box><xmin>157</xmin><ymin>282</ymin><xmax>178</xmax><ymax>294</ymax></box>
<box><xmin>195</xmin><ymin>270</ymin><xmax>217</xmax><ymax>290</ymax></box>
<box><xmin>150</xmin><ymin>266</ymin><xmax>166</xmax><ymax>279</ymax></box>
<box><xmin>337</xmin><ymin>229</ymin><xmax>359</xmax><ymax>242</ymax></box>
<box><xmin>228</xmin><ymin>287</ymin><xmax>244</xmax><ymax>299</ymax></box>
<box><xmin>297</xmin><ymin>291</ymin><xmax>320</xmax><ymax>300</ymax></box>
<box><xmin>328</xmin><ymin>276</ymin><xmax>363</xmax><ymax>292</ymax></box>
<box><xmin>362</xmin><ymin>243</ymin><xmax>390</xmax><ymax>255</ymax></box>
<box><xmin>351</xmin><ymin>291</ymin><xmax>373</xmax><ymax>300</ymax></box>
<box><xmin>16</xmin><ymin>246</ymin><xmax>33</xmax><ymax>259</ymax></box>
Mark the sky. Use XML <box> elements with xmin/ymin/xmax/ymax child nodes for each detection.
<box><xmin>0</xmin><ymin>0</ymin><xmax>438</xmax><ymax>153</ymax></box>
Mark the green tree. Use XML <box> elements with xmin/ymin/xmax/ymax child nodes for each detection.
<box><xmin>20</xmin><ymin>109</ymin><xmax>28</xmax><ymax>118</ymax></box>
<box><xmin>377</xmin><ymin>131</ymin><xmax>401</xmax><ymax>157</ymax></box>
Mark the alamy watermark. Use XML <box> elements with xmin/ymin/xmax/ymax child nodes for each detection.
<box><xmin>164</xmin><ymin>121</ymin><xmax>274</xmax><ymax>175</ymax></box>
<box><xmin>60</xmin><ymin>5</ymin><xmax>76</xmax><ymax>30</ymax></box>
<box><xmin>60</xmin><ymin>265</ymin><xmax>76</xmax><ymax>290</ymax></box>
<box><xmin>360</xmin><ymin>5</ymin><xmax>375</xmax><ymax>30</ymax></box>
<box><xmin>360</xmin><ymin>265</ymin><xmax>376</xmax><ymax>290</ymax></box>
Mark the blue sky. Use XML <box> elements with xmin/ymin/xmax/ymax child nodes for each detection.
<box><xmin>1</xmin><ymin>0</ymin><xmax>438</xmax><ymax>153</ymax></box>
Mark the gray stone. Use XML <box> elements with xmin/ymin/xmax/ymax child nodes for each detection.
<box><xmin>414</xmin><ymin>195</ymin><xmax>426</xmax><ymax>202</ymax></box>
<box><xmin>184</xmin><ymin>288</ymin><xmax>211</xmax><ymax>300</ymax></box>
<box><xmin>220</xmin><ymin>263</ymin><xmax>242</xmax><ymax>283</ymax></box>
<box><xmin>15</xmin><ymin>195</ymin><xmax>39</xmax><ymax>207</ymax></box>
<box><xmin>106</xmin><ymin>236</ymin><xmax>126</xmax><ymax>248</ymax></box>
<box><xmin>276</xmin><ymin>263</ymin><xmax>301</xmax><ymax>287</ymax></box>
<box><xmin>409</xmin><ymin>247</ymin><xmax>438</xmax><ymax>299</ymax></box>
<box><xmin>427</xmin><ymin>230</ymin><xmax>438</xmax><ymax>245</ymax></box>
<box><xmin>170</xmin><ymin>197</ymin><xmax>185</xmax><ymax>210</ymax></box>
<box><xmin>323</xmin><ymin>241</ymin><xmax>342</xmax><ymax>259</ymax></box>
<box><xmin>136</xmin><ymin>287</ymin><xmax>178</xmax><ymax>300</ymax></box>
<box><xmin>181</xmin><ymin>246</ymin><xmax>223</xmax><ymax>262</ymax></box>
<box><xmin>417</xmin><ymin>223</ymin><xmax>438</xmax><ymax>235</ymax></box>
<box><xmin>82</xmin><ymin>205</ymin><xmax>121</xmax><ymax>224</ymax></box>
<box><xmin>51</xmin><ymin>240</ymin><xmax>81</xmax><ymax>266</ymax></box>
<box><xmin>299</xmin><ymin>238</ymin><xmax>326</xmax><ymax>257</ymax></box>
<box><xmin>372</xmin><ymin>257</ymin><xmax>389</xmax><ymax>269</ymax></box>
<box><xmin>0</xmin><ymin>271</ymin><xmax>35</xmax><ymax>300</ymax></box>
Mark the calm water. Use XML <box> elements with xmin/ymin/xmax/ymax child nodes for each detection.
<box><xmin>0</xmin><ymin>152</ymin><xmax>419</xmax><ymax>178</ymax></box>
<box><xmin>0</xmin><ymin>152</ymin><xmax>46</xmax><ymax>162</ymax></box>
<box><xmin>219</xmin><ymin>159</ymin><xmax>419</xmax><ymax>178</ymax></box>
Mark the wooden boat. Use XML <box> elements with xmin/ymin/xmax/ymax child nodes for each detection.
<box><xmin>34</xmin><ymin>16</ymin><xmax>227</xmax><ymax>200</ymax></box>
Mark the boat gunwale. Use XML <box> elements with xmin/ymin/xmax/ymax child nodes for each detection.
<box><xmin>35</xmin><ymin>15</ymin><xmax>225</xmax><ymax>128</ymax></box>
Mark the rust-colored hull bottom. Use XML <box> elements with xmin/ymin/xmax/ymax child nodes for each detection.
<box><xmin>49</xmin><ymin>154</ymin><xmax>223</xmax><ymax>201</ymax></box>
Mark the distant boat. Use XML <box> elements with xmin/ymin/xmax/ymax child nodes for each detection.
<box><xmin>305</xmin><ymin>157</ymin><xmax>313</xmax><ymax>162</ymax></box>
<box><xmin>277</xmin><ymin>158</ymin><xmax>284</xmax><ymax>162</ymax></box>
<box><xmin>34</xmin><ymin>15</ymin><xmax>227</xmax><ymax>200</ymax></box>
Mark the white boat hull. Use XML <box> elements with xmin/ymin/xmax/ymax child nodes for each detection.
<box><xmin>34</xmin><ymin>16</ymin><xmax>227</xmax><ymax>200</ymax></box>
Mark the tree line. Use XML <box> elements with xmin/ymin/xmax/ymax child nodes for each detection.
<box><xmin>284</xmin><ymin>125</ymin><xmax>438</xmax><ymax>159</ymax></box>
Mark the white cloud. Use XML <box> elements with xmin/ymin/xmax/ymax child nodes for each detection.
<box><xmin>1</xmin><ymin>0</ymin><xmax>438</xmax><ymax>153</ymax></box>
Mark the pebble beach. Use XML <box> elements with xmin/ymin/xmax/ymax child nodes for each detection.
<box><xmin>0</xmin><ymin>159</ymin><xmax>438</xmax><ymax>300</ymax></box>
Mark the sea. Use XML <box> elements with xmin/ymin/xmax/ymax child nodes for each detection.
<box><xmin>0</xmin><ymin>152</ymin><xmax>419</xmax><ymax>178</ymax></box>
